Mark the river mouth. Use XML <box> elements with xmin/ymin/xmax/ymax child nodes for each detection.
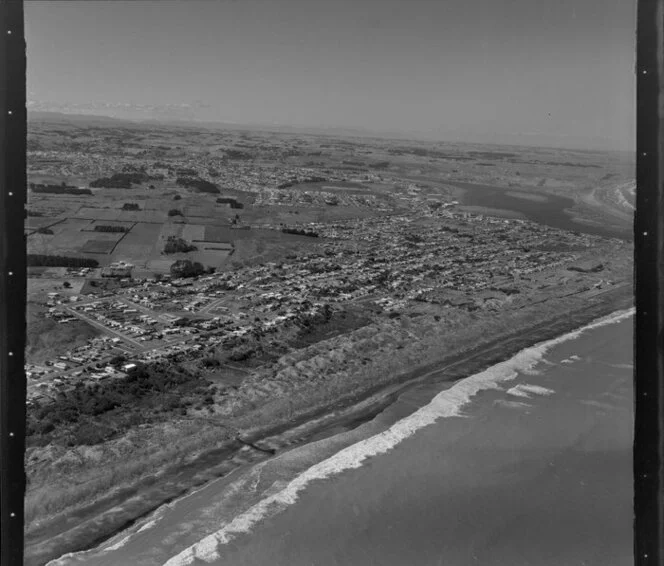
<box><xmin>448</xmin><ymin>181</ymin><xmax>631</xmax><ymax>240</ymax></box>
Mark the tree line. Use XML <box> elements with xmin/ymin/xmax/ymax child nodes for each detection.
<box><xmin>90</xmin><ymin>172</ymin><xmax>151</xmax><ymax>189</ymax></box>
<box><xmin>281</xmin><ymin>227</ymin><xmax>319</xmax><ymax>237</ymax></box>
<box><xmin>94</xmin><ymin>225</ymin><xmax>129</xmax><ymax>233</ymax></box>
<box><xmin>28</xmin><ymin>255</ymin><xmax>99</xmax><ymax>268</ymax></box>
<box><xmin>30</xmin><ymin>183</ymin><xmax>92</xmax><ymax>196</ymax></box>
<box><xmin>176</xmin><ymin>176</ymin><xmax>220</xmax><ymax>194</ymax></box>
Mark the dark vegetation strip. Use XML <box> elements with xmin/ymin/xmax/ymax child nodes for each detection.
<box><xmin>30</xmin><ymin>183</ymin><xmax>92</xmax><ymax>196</ymax></box>
<box><xmin>93</xmin><ymin>225</ymin><xmax>129</xmax><ymax>233</ymax></box>
<box><xmin>27</xmin><ymin>255</ymin><xmax>99</xmax><ymax>268</ymax></box>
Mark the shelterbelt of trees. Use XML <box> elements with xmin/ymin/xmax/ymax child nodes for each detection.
<box><xmin>94</xmin><ymin>225</ymin><xmax>129</xmax><ymax>233</ymax></box>
<box><xmin>30</xmin><ymin>183</ymin><xmax>92</xmax><ymax>196</ymax></box>
<box><xmin>176</xmin><ymin>176</ymin><xmax>220</xmax><ymax>194</ymax></box>
<box><xmin>281</xmin><ymin>227</ymin><xmax>319</xmax><ymax>237</ymax></box>
<box><xmin>90</xmin><ymin>172</ymin><xmax>149</xmax><ymax>189</ymax></box>
<box><xmin>27</xmin><ymin>255</ymin><xmax>99</xmax><ymax>268</ymax></box>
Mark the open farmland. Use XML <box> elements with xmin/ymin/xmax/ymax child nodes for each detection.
<box><xmin>202</xmin><ymin>225</ymin><xmax>232</xmax><ymax>243</ymax></box>
<box><xmin>25</xmin><ymin>216</ymin><xmax>65</xmax><ymax>232</ymax></box>
<box><xmin>110</xmin><ymin>222</ymin><xmax>162</xmax><ymax>266</ymax></box>
<box><xmin>181</xmin><ymin>224</ymin><xmax>207</xmax><ymax>241</ymax></box>
<box><xmin>79</xmin><ymin>236</ymin><xmax>123</xmax><ymax>254</ymax></box>
<box><xmin>74</xmin><ymin>207</ymin><xmax>168</xmax><ymax>223</ymax></box>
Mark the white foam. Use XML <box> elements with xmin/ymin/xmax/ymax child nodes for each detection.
<box><xmin>609</xmin><ymin>363</ymin><xmax>634</xmax><ymax>370</ymax></box>
<box><xmin>507</xmin><ymin>384</ymin><xmax>555</xmax><ymax>398</ymax></box>
<box><xmin>494</xmin><ymin>400</ymin><xmax>531</xmax><ymax>410</ymax></box>
<box><xmin>162</xmin><ymin>307</ymin><xmax>634</xmax><ymax>566</ymax></box>
<box><xmin>615</xmin><ymin>181</ymin><xmax>636</xmax><ymax>211</ymax></box>
<box><xmin>45</xmin><ymin>511</ymin><xmax>166</xmax><ymax>565</ymax></box>
<box><xmin>99</xmin><ymin>518</ymin><xmax>163</xmax><ymax>553</ymax></box>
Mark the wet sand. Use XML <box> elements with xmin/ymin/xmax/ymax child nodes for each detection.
<box><xmin>49</xmin><ymin>311</ymin><xmax>634</xmax><ymax>566</ymax></box>
<box><xmin>185</xmin><ymin>314</ymin><xmax>633</xmax><ymax>566</ymax></box>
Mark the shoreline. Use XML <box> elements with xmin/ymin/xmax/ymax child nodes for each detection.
<box><xmin>28</xmin><ymin>286</ymin><xmax>633</xmax><ymax>566</ymax></box>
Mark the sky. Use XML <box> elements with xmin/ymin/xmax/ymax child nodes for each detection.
<box><xmin>25</xmin><ymin>0</ymin><xmax>636</xmax><ymax>150</ymax></box>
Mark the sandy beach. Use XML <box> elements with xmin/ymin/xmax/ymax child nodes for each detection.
<box><xmin>37</xmin><ymin>297</ymin><xmax>634</xmax><ymax>566</ymax></box>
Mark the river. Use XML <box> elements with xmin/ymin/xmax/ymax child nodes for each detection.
<box><xmin>448</xmin><ymin>181</ymin><xmax>631</xmax><ymax>240</ymax></box>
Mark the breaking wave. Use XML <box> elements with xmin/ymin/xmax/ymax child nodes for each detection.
<box><xmin>163</xmin><ymin>307</ymin><xmax>634</xmax><ymax>566</ymax></box>
<box><xmin>506</xmin><ymin>384</ymin><xmax>555</xmax><ymax>398</ymax></box>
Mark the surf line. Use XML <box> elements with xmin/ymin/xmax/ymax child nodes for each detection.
<box><xmin>163</xmin><ymin>307</ymin><xmax>634</xmax><ymax>566</ymax></box>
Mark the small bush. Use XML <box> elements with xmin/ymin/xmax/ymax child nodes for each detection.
<box><xmin>163</xmin><ymin>236</ymin><xmax>197</xmax><ymax>254</ymax></box>
<box><xmin>201</xmin><ymin>358</ymin><xmax>221</xmax><ymax>368</ymax></box>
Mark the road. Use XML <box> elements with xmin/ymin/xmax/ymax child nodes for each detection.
<box><xmin>64</xmin><ymin>307</ymin><xmax>144</xmax><ymax>349</ymax></box>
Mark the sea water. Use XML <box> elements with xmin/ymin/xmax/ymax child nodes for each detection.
<box><xmin>50</xmin><ymin>309</ymin><xmax>634</xmax><ymax>566</ymax></box>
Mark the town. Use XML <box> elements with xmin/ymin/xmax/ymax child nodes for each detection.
<box><xmin>26</xmin><ymin>196</ymin><xmax>627</xmax><ymax>405</ymax></box>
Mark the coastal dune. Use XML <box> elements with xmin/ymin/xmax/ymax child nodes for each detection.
<box><xmin>48</xmin><ymin>308</ymin><xmax>634</xmax><ymax>566</ymax></box>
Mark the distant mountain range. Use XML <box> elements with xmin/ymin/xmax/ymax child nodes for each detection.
<box><xmin>27</xmin><ymin>110</ymin><xmax>416</xmax><ymax>142</ymax></box>
<box><xmin>27</xmin><ymin>110</ymin><xmax>632</xmax><ymax>154</ymax></box>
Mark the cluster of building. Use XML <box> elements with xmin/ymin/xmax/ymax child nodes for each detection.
<box><xmin>29</xmin><ymin>139</ymin><xmax>392</xmax><ymax>199</ymax></box>
<box><xmin>33</xmin><ymin>201</ymin><xmax>600</xmax><ymax>373</ymax></box>
<box><xmin>27</xmin><ymin>132</ymin><xmax>618</xmax><ymax>406</ymax></box>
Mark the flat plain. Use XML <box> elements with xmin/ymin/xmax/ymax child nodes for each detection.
<box><xmin>23</xmin><ymin>113</ymin><xmax>634</xmax><ymax>566</ymax></box>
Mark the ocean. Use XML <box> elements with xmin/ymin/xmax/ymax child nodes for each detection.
<box><xmin>49</xmin><ymin>309</ymin><xmax>634</xmax><ymax>566</ymax></box>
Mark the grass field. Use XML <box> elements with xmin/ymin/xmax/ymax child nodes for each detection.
<box><xmin>181</xmin><ymin>224</ymin><xmax>206</xmax><ymax>241</ymax></box>
<box><xmin>111</xmin><ymin>222</ymin><xmax>162</xmax><ymax>266</ymax></box>
<box><xmin>27</xmin><ymin>302</ymin><xmax>100</xmax><ymax>364</ymax></box>
<box><xmin>184</xmin><ymin>205</ymin><xmax>225</xmax><ymax>217</ymax></box>
<box><xmin>80</xmin><ymin>238</ymin><xmax>121</xmax><ymax>254</ymax></box>
<box><xmin>203</xmin><ymin>225</ymin><xmax>233</xmax><ymax>243</ymax></box>
<box><xmin>157</xmin><ymin>222</ymin><xmax>184</xmax><ymax>242</ymax></box>
<box><xmin>25</xmin><ymin>217</ymin><xmax>64</xmax><ymax>230</ymax></box>
<box><xmin>52</xmin><ymin>218</ymin><xmax>94</xmax><ymax>233</ymax></box>
<box><xmin>74</xmin><ymin>207</ymin><xmax>168</xmax><ymax>223</ymax></box>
